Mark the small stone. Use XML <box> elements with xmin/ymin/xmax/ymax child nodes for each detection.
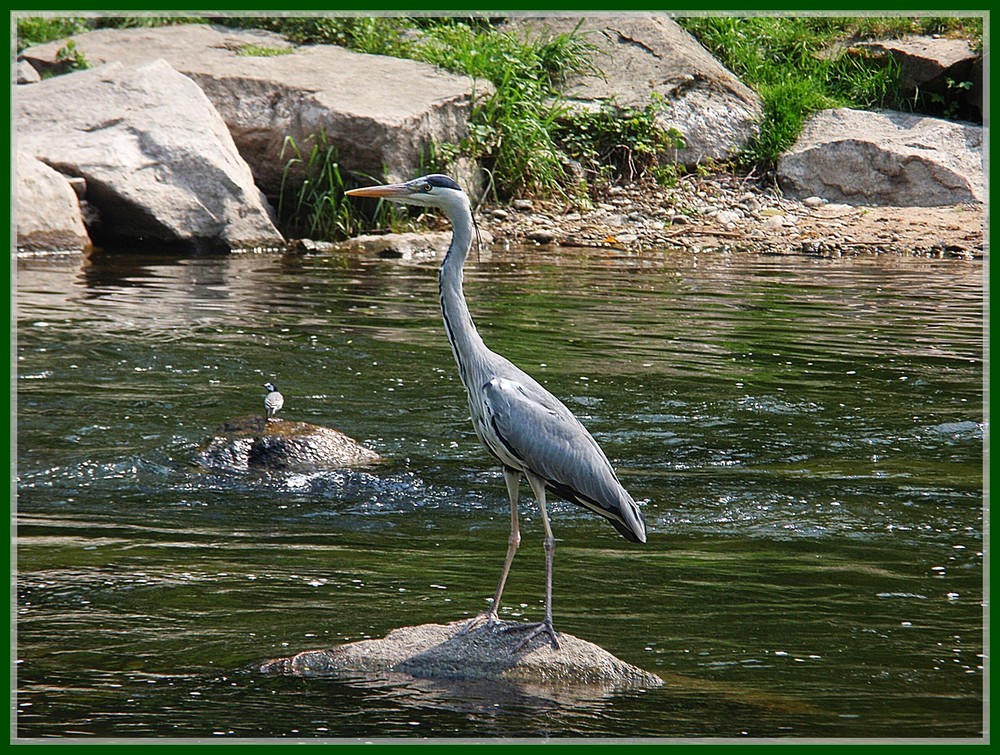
<box><xmin>490</xmin><ymin>208</ymin><xmax>509</xmax><ymax>220</ymax></box>
<box><xmin>803</xmin><ymin>196</ymin><xmax>826</xmax><ymax>208</ymax></box>
<box><xmin>715</xmin><ymin>210</ymin><xmax>742</xmax><ymax>226</ymax></box>
<box><xmin>512</xmin><ymin>199</ymin><xmax>534</xmax><ymax>211</ymax></box>
<box><xmin>298</xmin><ymin>238</ymin><xmax>337</xmax><ymax>253</ymax></box>
<box><xmin>527</xmin><ymin>229</ymin><xmax>557</xmax><ymax>244</ymax></box>
<box><xmin>761</xmin><ymin>215</ymin><xmax>785</xmax><ymax>230</ymax></box>
<box><xmin>17</xmin><ymin>59</ymin><xmax>40</xmax><ymax>84</ymax></box>
<box><xmin>670</xmin><ymin>214</ymin><xmax>690</xmax><ymax>225</ymax></box>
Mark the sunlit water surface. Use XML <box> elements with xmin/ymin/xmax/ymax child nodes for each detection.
<box><xmin>15</xmin><ymin>245</ymin><xmax>984</xmax><ymax>740</ymax></box>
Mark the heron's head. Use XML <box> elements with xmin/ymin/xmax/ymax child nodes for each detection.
<box><xmin>346</xmin><ymin>174</ymin><xmax>467</xmax><ymax>213</ymax></box>
<box><xmin>263</xmin><ymin>382</ymin><xmax>277</xmax><ymax>392</ymax></box>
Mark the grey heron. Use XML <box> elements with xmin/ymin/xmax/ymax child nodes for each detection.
<box><xmin>263</xmin><ymin>382</ymin><xmax>284</xmax><ymax>422</ymax></box>
<box><xmin>347</xmin><ymin>175</ymin><xmax>646</xmax><ymax>649</ymax></box>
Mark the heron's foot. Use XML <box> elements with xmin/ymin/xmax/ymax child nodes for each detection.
<box><xmin>511</xmin><ymin>619</ymin><xmax>561</xmax><ymax>651</ymax></box>
<box><xmin>458</xmin><ymin>610</ymin><xmax>500</xmax><ymax>636</ymax></box>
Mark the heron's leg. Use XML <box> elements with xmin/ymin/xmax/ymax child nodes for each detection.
<box><xmin>512</xmin><ymin>473</ymin><xmax>560</xmax><ymax>650</ymax></box>
<box><xmin>461</xmin><ymin>467</ymin><xmax>521</xmax><ymax>633</ymax></box>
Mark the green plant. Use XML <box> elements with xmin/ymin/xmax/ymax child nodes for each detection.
<box><xmin>235</xmin><ymin>43</ymin><xmax>294</xmax><ymax>57</ymax></box>
<box><xmin>554</xmin><ymin>94</ymin><xmax>686</xmax><ymax>186</ymax></box>
<box><xmin>16</xmin><ymin>16</ymin><xmax>91</xmax><ymax>51</ymax></box>
<box><xmin>54</xmin><ymin>39</ymin><xmax>90</xmax><ymax>71</ymax></box>
<box><xmin>277</xmin><ymin>133</ymin><xmax>408</xmax><ymax>241</ymax></box>
<box><xmin>412</xmin><ymin>21</ymin><xmax>598</xmax><ymax>198</ymax></box>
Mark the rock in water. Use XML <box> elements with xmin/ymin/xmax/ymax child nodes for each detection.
<box><xmin>259</xmin><ymin>620</ymin><xmax>663</xmax><ymax>690</ymax></box>
<box><xmin>196</xmin><ymin>415</ymin><xmax>381</xmax><ymax>473</ymax></box>
<box><xmin>16</xmin><ymin>59</ymin><xmax>284</xmax><ymax>252</ymax></box>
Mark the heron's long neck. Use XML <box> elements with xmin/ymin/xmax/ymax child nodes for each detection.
<box><xmin>438</xmin><ymin>206</ymin><xmax>489</xmax><ymax>388</ymax></box>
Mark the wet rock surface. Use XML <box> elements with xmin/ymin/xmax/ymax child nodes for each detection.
<box><xmin>196</xmin><ymin>415</ymin><xmax>382</xmax><ymax>473</ymax></box>
<box><xmin>259</xmin><ymin>620</ymin><xmax>663</xmax><ymax>690</ymax></box>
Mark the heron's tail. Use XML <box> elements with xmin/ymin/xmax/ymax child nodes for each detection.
<box><xmin>611</xmin><ymin>491</ymin><xmax>647</xmax><ymax>543</ymax></box>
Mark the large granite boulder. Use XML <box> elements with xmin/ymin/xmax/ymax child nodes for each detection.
<box><xmin>503</xmin><ymin>15</ymin><xmax>762</xmax><ymax>167</ymax></box>
<box><xmin>20</xmin><ymin>24</ymin><xmax>489</xmax><ymax>198</ymax></box>
<box><xmin>16</xmin><ymin>59</ymin><xmax>284</xmax><ymax>252</ymax></box>
<box><xmin>196</xmin><ymin>415</ymin><xmax>382</xmax><ymax>473</ymax></box>
<box><xmin>777</xmin><ymin>108</ymin><xmax>983</xmax><ymax>206</ymax></box>
<box><xmin>15</xmin><ymin>152</ymin><xmax>91</xmax><ymax>253</ymax></box>
<box><xmin>260</xmin><ymin>620</ymin><xmax>663</xmax><ymax>692</ymax></box>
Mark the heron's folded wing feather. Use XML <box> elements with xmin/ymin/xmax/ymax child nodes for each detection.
<box><xmin>482</xmin><ymin>378</ymin><xmax>622</xmax><ymax>506</ymax></box>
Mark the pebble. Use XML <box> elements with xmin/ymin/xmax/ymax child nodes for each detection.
<box><xmin>715</xmin><ymin>210</ymin><xmax>742</xmax><ymax>227</ymax></box>
<box><xmin>473</xmin><ymin>173</ymin><xmax>980</xmax><ymax>258</ymax></box>
<box><xmin>527</xmin><ymin>229</ymin><xmax>557</xmax><ymax>244</ymax></box>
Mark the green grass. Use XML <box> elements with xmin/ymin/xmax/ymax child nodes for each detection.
<box><xmin>235</xmin><ymin>43</ymin><xmax>293</xmax><ymax>57</ymax></box>
<box><xmin>277</xmin><ymin>133</ymin><xmax>409</xmax><ymax>241</ymax></box>
<box><xmin>677</xmin><ymin>16</ymin><xmax>982</xmax><ymax>165</ymax></box>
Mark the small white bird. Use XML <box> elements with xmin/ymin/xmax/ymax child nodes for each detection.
<box><xmin>263</xmin><ymin>382</ymin><xmax>284</xmax><ymax>422</ymax></box>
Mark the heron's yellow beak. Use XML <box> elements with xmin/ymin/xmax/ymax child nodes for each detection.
<box><xmin>345</xmin><ymin>184</ymin><xmax>413</xmax><ymax>199</ymax></box>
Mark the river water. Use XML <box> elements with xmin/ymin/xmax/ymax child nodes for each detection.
<box><xmin>14</xmin><ymin>244</ymin><xmax>985</xmax><ymax>741</ymax></box>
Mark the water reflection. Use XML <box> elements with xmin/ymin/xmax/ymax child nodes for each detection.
<box><xmin>15</xmin><ymin>245</ymin><xmax>984</xmax><ymax>739</ymax></box>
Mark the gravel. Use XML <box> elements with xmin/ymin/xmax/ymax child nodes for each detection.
<box><xmin>472</xmin><ymin>172</ymin><xmax>984</xmax><ymax>259</ymax></box>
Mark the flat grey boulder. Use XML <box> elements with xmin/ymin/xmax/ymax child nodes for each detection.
<box><xmin>777</xmin><ymin>108</ymin><xmax>983</xmax><ymax>206</ymax></box>
<box><xmin>16</xmin><ymin>59</ymin><xmax>284</xmax><ymax>252</ymax></box>
<box><xmin>21</xmin><ymin>24</ymin><xmax>488</xmax><ymax>197</ymax></box>
<box><xmin>857</xmin><ymin>35</ymin><xmax>980</xmax><ymax>113</ymax></box>
<box><xmin>15</xmin><ymin>152</ymin><xmax>91</xmax><ymax>253</ymax></box>
<box><xmin>259</xmin><ymin>620</ymin><xmax>663</xmax><ymax>691</ymax></box>
<box><xmin>196</xmin><ymin>415</ymin><xmax>382</xmax><ymax>473</ymax></box>
<box><xmin>504</xmin><ymin>15</ymin><xmax>762</xmax><ymax>167</ymax></box>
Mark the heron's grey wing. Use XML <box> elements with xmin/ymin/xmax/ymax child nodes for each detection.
<box><xmin>481</xmin><ymin>377</ymin><xmax>646</xmax><ymax>542</ymax></box>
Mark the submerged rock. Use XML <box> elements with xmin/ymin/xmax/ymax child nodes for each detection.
<box><xmin>196</xmin><ymin>415</ymin><xmax>381</xmax><ymax>473</ymax></box>
<box><xmin>259</xmin><ymin>620</ymin><xmax>663</xmax><ymax>691</ymax></box>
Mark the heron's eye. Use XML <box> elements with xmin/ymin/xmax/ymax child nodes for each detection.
<box><xmin>420</xmin><ymin>183</ymin><xmax>433</xmax><ymax>193</ymax></box>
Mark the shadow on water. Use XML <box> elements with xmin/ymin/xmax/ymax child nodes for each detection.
<box><xmin>15</xmin><ymin>246</ymin><xmax>984</xmax><ymax>739</ymax></box>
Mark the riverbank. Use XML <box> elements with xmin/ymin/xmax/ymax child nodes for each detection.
<box><xmin>473</xmin><ymin>172</ymin><xmax>983</xmax><ymax>259</ymax></box>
